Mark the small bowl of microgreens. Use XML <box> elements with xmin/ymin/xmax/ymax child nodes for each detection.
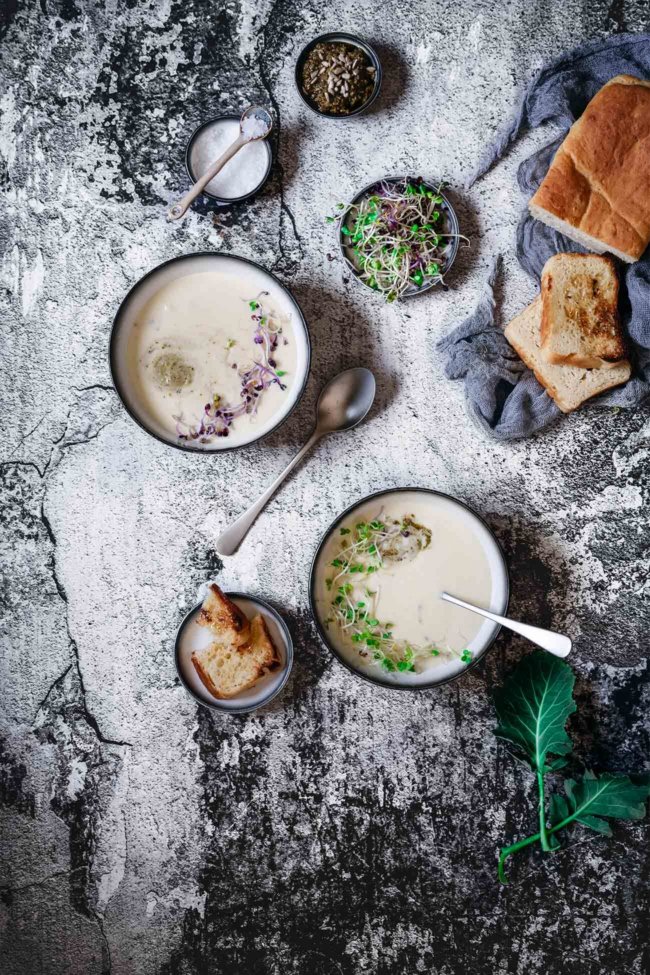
<box><xmin>330</xmin><ymin>175</ymin><xmax>465</xmax><ymax>302</ymax></box>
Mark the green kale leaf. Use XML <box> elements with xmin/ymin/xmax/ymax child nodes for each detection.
<box><xmin>494</xmin><ymin>651</ymin><xmax>576</xmax><ymax>773</ymax></box>
<box><xmin>550</xmin><ymin>771</ymin><xmax>650</xmax><ymax>837</ymax></box>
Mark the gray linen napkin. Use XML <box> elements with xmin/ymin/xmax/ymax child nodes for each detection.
<box><xmin>440</xmin><ymin>33</ymin><xmax>650</xmax><ymax>440</ymax></box>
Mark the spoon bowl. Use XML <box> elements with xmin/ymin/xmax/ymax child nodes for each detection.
<box><xmin>240</xmin><ymin>104</ymin><xmax>273</xmax><ymax>140</ymax></box>
<box><xmin>315</xmin><ymin>367</ymin><xmax>376</xmax><ymax>433</ymax></box>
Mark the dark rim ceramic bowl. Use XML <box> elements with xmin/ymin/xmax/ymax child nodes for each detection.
<box><xmin>185</xmin><ymin>115</ymin><xmax>273</xmax><ymax>205</ymax></box>
<box><xmin>294</xmin><ymin>32</ymin><xmax>382</xmax><ymax>119</ymax></box>
<box><xmin>175</xmin><ymin>591</ymin><xmax>294</xmax><ymax>715</ymax></box>
<box><xmin>109</xmin><ymin>252</ymin><xmax>311</xmax><ymax>454</ymax></box>
<box><xmin>339</xmin><ymin>176</ymin><xmax>460</xmax><ymax>299</ymax></box>
<box><xmin>309</xmin><ymin>487</ymin><xmax>510</xmax><ymax>691</ymax></box>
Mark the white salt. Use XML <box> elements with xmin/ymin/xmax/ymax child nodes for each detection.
<box><xmin>188</xmin><ymin>118</ymin><xmax>270</xmax><ymax>201</ymax></box>
<box><xmin>241</xmin><ymin>114</ymin><xmax>270</xmax><ymax>140</ymax></box>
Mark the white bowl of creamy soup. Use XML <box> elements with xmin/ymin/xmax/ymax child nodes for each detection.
<box><xmin>310</xmin><ymin>488</ymin><xmax>509</xmax><ymax>689</ymax></box>
<box><xmin>110</xmin><ymin>253</ymin><xmax>310</xmax><ymax>451</ymax></box>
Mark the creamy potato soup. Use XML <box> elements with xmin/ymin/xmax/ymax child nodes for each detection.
<box><xmin>126</xmin><ymin>269</ymin><xmax>299</xmax><ymax>448</ymax></box>
<box><xmin>313</xmin><ymin>490</ymin><xmax>508</xmax><ymax>686</ymax></box>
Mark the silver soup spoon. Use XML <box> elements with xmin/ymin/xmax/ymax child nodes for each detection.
<box><xmin>216</xmin><ymin>367</ymin><xmax>376</xmax><ymax>557</ymax></box>
<box><xmin>167</xmin><ymin>104</ymin><xmax>273</xmax><ymax>221</ymax></box>
<box><xmin>440</xmin><ymin>592</ymin><xmax>571</xmax><ymax>658</ymax></box>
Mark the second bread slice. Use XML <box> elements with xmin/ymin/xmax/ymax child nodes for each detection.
<box><xmin>540</xmin><ymin>253</ymin><xmax>626</xmax><ymax>368</ymax></box>
<box><xmin>197</xmin><ymin>583</ymin><xmax>250</xmax><ymax>648</ymax></box>
<box><xmin>505</xmin><ymin>296</ymin><xmax>631</xmax><ymax>413</ymax></box>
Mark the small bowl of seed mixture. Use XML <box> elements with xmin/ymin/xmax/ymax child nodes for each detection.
<box><xmin>295</xmin><ymin>33</ymin><xmax>381</xmax><ymax>119</ymax></box>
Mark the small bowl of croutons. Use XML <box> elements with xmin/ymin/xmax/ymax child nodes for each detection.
<box><xmin>175</xmin><ymin>583</ymin><xmax>293</xmax><ymax>714</ymax></box>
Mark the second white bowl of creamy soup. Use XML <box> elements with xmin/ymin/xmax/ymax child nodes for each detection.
<box><xmin>310</xmin><ymin>488</ymin><xmax>509</xmax><ymax>689</ymax></box>
<box><xmin>110</xmin><ymin>253</ymin><xmax>310</xmax><ymax>451</ymax></box>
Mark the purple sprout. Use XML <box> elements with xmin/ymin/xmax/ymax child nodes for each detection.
<box><xmin>175</xmin><ymin>296</ymin><xmax>289</xmax><ymax>444</ymax></box>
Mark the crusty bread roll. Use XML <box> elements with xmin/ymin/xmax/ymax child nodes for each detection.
<box><xmin>540</xmin><ymin>253</ymin><xmax>627</xmax><ymax>368</ymax></box>
<box><xmin>529</xmin><ymin>75</ymin><xmax>650</xmax><ymax>263</ymax></box>
<box><xmin>504</xmin><ymin>296</ymin><xmax>631</xmax><ymax>413</ymax></box>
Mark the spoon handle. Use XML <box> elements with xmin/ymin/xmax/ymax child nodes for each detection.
<box><xmin>440</xmin><ymin>592</ymin><xmax>572</xmax><ymax>658</ymax></box>
<box><xmin>216</xmin><ymin>432</ymin><xmax>321</xmax><ymax>557</ymax></box>
<box><xmin>167</xmin><ymin>134</ymin><xmax>247</xmax><ymax>221</ymax></box>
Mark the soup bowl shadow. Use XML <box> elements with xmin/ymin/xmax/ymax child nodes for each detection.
<box><xmin>436</xmin><ymin>187</ymin><xmax>480</xmax><ymax>293</ymax></box>
<box><xmin>264</xmin><ymin>603</ymin><xmax>334</xmax><ymax>706</ymax></box>
<box><xmin>268</xmin><ymin>119</ymin><xmax>305</xmax><ymax>198</ymax></box>
<box><xmin>477</xmin><ymin>510</ymin><xmax>575</xmax><ymax>687</ymax></box>
<box><xmin>360</xmin><ymin>40</ymin><xmax>409</xmax><ymax>117</ymax></box>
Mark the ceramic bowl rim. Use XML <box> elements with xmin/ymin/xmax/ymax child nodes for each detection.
<box><xmin>184</xmin><ymin>114</ymin><xmax>273</xmax><ymax>204</ymax></box>
<box><xmin>308</xmin><ymin>486</ymin><xmax>510</xmax><ymax>691</ymax></box>
<box><xmin>108</xmin><ymin>251</ymin><xmax>311</xmax><ymax>455</ymax></box>
<box><xmin>174</xmin><ymin>590</ymin><xmax>294</xmax><ymax>714</ymax></box>
<box><xmin>294</xmin><ymin>32</ymin><xmax>382</xmax><ymax>119</ymax></box>
<box><xmin>338</xmin><ymin>175</ymin><xmax>460</xmax><ymax>299</ymax></box>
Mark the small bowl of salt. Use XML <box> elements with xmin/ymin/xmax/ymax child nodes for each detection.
<box><xmin>185</xmin><ymin>114</ymin><xmax>273</xmax><ymax>206</ymax></box>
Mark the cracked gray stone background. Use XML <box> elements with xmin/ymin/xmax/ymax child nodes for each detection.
<box><xmin>1</xmin><ymin>1</ymin><xmax>649</xmax><ymax>973</ymax></box>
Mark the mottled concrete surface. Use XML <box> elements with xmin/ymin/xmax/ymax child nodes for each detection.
<box><xmin>1</xmin><ymin>1</ymin><xmax>650</xmax><ymax>973</ymax></box>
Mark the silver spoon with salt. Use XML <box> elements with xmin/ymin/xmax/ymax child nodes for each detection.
<box><xmin>440</xmin><ymin>592</ymin><xmax>572</xmax><ymax>658</ymax></box>
<box><xmin>167</xmin><ymin>104</ymin><xmax>272</xmax><ymax>221</ymax></box>
<box><xmin>216</xmin><ymin>368</ymin><xmax>376</xmax><ymax>557</ymax></box>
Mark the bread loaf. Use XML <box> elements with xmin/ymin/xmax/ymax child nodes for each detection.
<box><xmin>529</xmin><ymin>75</ymin><xmax>650</xmax><ymax>263</ymax></box>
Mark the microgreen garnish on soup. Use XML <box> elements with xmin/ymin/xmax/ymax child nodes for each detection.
<box><xmin>174</xmin><ymin>293</ymin><xmax>289</xmax><ymax>444</ymax></box>
<box><xmin>323</xmin><ymin>515</ymin><xmax>474</xmax><ymax>674</ymax></box>
<box><xmin>331</xmin><ymin>177</ymin><xmax>468</xmax><ymax>302</ymax></box>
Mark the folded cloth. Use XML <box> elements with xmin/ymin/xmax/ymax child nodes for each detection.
<box><xmin>437</xmin><ymin>256</ymin><xmax>562</xmax><ymax>438</ymax></box>
<box><xmin>440</xmin><ymin>33</ymin><xmax>650</xmax><ymax>440</ymax></box>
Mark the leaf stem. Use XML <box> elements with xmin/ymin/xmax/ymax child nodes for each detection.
<box><xmin>498</xmin><ymin>809</ymin><xmax>587</xmax><ymax>883</ymax></box>
<box><xmin>537</xmin><ymin>770</ymin><xmax>552</xmax><ymax>852</ymax></box>
<box><xmin>498</xmin><ymin>832</ymin><xmax>541</xmax><ymax>884</ymax></box>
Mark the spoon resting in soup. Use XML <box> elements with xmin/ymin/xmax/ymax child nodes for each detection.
<box><xmin>312</xmin><ymin>490</ymin><xmax>508</xmax><ymax>686</ymax></box>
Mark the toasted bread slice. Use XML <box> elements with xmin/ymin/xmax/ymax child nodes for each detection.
<box><xmin>249</xmin><ymin>615</ymin><xmax>281</xmax><ymax>671</ymax></box>
<box><xmin>197</xmin><ymin>583</ymin><xmax>250</xmax><ymax>648</ymax></box>
<box><xmin>540</xmin><ymin>254</ymin><xmax>626</xmax><ymax>368</ymax></box>
<box><xmin>191</xmin><ymin>612</ymin><xmax>280</xmax><ymax>700</ymax></box>
<box><xmin>505</xmin><ymin>296</ymin><xmax>631</xmax><ymax>413</ymax></box>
